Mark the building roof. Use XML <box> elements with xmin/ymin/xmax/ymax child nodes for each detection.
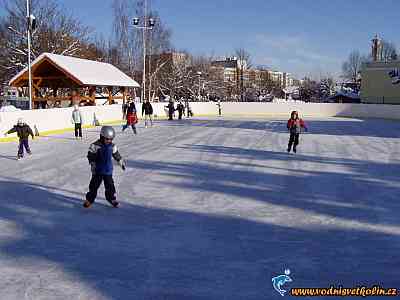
<box><xmin>9</xmin><ymin>53</ymin><xmax>140</xmax><ymax>88</ymax></box>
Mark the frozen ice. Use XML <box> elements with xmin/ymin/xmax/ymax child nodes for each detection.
<box><xmin>0</xmin><ymin>116</ymin><xmax>399</xmax><ymax>299</ymax></box>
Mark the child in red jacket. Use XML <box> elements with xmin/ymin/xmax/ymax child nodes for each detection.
<box><xmin>287</xmin><ymin>111</ymin><xmax>307</xmax><ymax>153</ymax></box>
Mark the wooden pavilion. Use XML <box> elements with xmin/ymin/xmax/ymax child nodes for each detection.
<box><xmin>9</xmin><ymin>53</ymin><xmax>140</xmax><ymax>108</ymax></box>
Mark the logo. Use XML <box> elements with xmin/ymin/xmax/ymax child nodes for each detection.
<box><xmin>388</xmin><ymin>69</ymin><xmax>400</xmax><ymax>84</ymax></box>
<box><xmin>272</xmin><ymin>269</ymin><xmax>293</xmax><ymax>296</ymax></box>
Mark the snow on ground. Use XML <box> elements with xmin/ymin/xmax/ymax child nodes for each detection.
<box><xmin>0</xmin><ymin>116</ymin><xmax>399</xmax><ymax>299</ymax></box>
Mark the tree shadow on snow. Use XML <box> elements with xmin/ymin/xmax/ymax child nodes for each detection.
<box><xmin>125</xmin><ymin>155</ymin><xmax>400</xmax><ymax>228</ymax></box>
<box><xmin>172</xmin><ymin>118</ymin><xmax>400</xmax><ymax>139</ymax></box>
<box><xmin>0</xmin><ymin>171</ymin><xmax>399</xmax><ymax>299</ymax></box>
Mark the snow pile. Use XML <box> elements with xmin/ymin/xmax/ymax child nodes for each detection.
<box><xmin>273</xmin><ymin>98</ymin><xmax>306</xmax><ymax>103</ymax></box>
<box><xmin>0</xmin><ymin>105</ymin><xmax>20</xmax><ymax>112</ymax></box>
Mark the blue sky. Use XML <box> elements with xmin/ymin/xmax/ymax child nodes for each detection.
<box><xmin>3</xmin><ymin>0</ymin><xmax>400</xmax><ymax>79</ymax></box>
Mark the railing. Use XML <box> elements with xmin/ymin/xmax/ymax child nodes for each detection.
<box><xmin>362</xmin><ymin>96</ymin><xmax>400</xmax><ymax>104</ymax></box>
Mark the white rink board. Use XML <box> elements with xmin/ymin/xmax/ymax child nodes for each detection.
<box><xmin>1</xmin><ymin>102</ymin><xmax>400</xmax><ymax>138</ymax></box>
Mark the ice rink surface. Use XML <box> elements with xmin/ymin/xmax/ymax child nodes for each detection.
<box><xmin>0</xmin><ymin>116</ymin><xmax>399</xmax><ymax>299</ymax></box>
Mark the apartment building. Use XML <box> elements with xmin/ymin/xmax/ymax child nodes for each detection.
<box><xmin>211</xmin><ymin>57</ymin><xmax>292</xmax><ymax>89</ymax></box>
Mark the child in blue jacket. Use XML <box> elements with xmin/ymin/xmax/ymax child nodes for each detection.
<box><xmin>84</xmin><ymin>126</ymin><xmax>126</xmax><ymax>208</ymax></box>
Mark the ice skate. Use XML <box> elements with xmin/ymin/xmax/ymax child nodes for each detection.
<box><xmin>83</xmin><ymin>200</ymin><xmax>92</xmax><ymax>208</ymax></box>
<box><xmin>110</xmin><ymin>200</ymin><xmax>119</xmax><ymax>208</ymax></box>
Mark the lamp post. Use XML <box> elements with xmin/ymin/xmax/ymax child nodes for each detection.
<box><xmin>197</xmin><ymin>71</ymin><xmax>202</xmax><ymax>101</ymax></box>
<box><xmin>26</xmin><ymin>1</ymin><xmax>35</xmax><ymax>110</ymax></box>
<box><xmin>9</xmin><ymin>1</ymin><xmax>36</xmax><ymax>110</ymax></box>
<box><xmin>133</xmin><ymin>0</ymin><xmax>155</xmax><ymax>103</ymax></box>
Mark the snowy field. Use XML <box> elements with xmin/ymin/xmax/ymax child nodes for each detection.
<box><xmin>0</xmin><ymin>116</ymin><xmax>399</xmax><ymax>299</ymax></box>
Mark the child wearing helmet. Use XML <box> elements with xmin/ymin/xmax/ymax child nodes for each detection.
<box><xmin>4</xmin><ymin>118</ymin><xmax>34</xmax><ymax>160</ymax></box>
<box><xmin>287</xmin><ymin>111</ymin><xmax>307</xmax><ymax>153</ymax></box>
<box><xmin>83</xmin><ymin>126</ymin><xmax>126</xmax><ymax>208</ymax></box>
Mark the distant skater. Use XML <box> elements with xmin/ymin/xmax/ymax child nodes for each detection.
<box><xmin>5</xmin><ymin>118</ymin><xmax>34</xmax><ymax>160</ymax></box>
<box><xmin>71</xmin><ymin>104</ymin><xmax>83</xmax><ymax>139</ymax></box>
<box><xmin>287</xmin><ymin>111</ymin><xmax>307</xmax><ymax>153</ymax></box>
<box><xmin>166</xmin><ymin>99</ymin><xmax>175</xmax><ymax>120</ymax></box>
<box><xmin>216</xmin><ymin>100</ymin><xmax>222</xmax><ymax>116</ymax></box>
<box><xmin>142</xmin><ymin>99</ymin><xmax>154</xmax><ymax>128</ymax></box>
<box><xmin>122</xmin><ymin>100</ymin><xmax>138</xmax><ymax>134</ymax></box>
<box><xmin>176</xmin><ymin>101</ymin><xmax>185</xmax><ymax>120</ymax></box>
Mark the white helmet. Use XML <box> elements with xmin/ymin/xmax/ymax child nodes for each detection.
<box><xmin>17</xmin><ymin>118</ymin><xmax>24</xmax><ymax>125</ymax></box>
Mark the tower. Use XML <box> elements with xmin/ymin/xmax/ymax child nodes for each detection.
<box><xmin>371</xmin><ymin>34</ymin><xmax>381</xmax><ymax>62</ymax></box>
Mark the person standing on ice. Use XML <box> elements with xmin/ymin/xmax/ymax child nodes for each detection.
<box><xmin>287</xmin><ymin>111</ymin><xmax>307</xmax><ymax>153</ymax></box>
<box><xmin>83</xmin><ymin>126</ymin><xmax>126</xmax><ymax>208</ymax></box>
<box><xmin>4</xmin><ymin>118</ymin><xmax>34</xmax><ymax>160</ymax></box>
<box><xmin>122</xmin><ymin>101</ymin><xmax>128</xmax><ymax>120</ymax></box>
<box><xmin>122</xmin><ymin>100</ymin><xmax>138</xmax><ymax>134</ymax></box>
<box><xmin>216</xmin><ymin>99</ymin><xmax>222</xmax><ymax>116</ymax></box>
<box><xmin>71</xmin><ymin>104</ymin><xmax>83</xmax><ymax>139</ymax></box>
<box><xmin>165</xmin><ymin>98</ymin><xmax>175</xmax><ymax>120</ymax></box>
<box><xmin>176</xmin><ymin>101</ymin><xmax>185</xmax><ymax>120</ymax></box>
<box><xmin>142</xmin><ymin>99</ymin><xmax>154</xmax><ymax>128</ymax></box>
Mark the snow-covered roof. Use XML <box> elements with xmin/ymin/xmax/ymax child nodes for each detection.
<box><xmin>9</xmin><ymin>53</ymin><xmax>140</xmax><ymax>88</ymax></box>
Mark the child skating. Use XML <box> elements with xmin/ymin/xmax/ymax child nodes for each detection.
<box><xmin>71</xmin><ymin>104</ymin><xmax>84</xmax><ymax>139</ymax></box>
<box><xmin>84</xmin><ymin>126</ymin><xmax>126</xmax><ymax>208</ymax></box>
<box><xmin>286</xmin><ymin>111</ymin><xmax>307</xmax><ymax>153</ymax></box>
<box><xmin>142</xmin><ymin>99</ymin><xmax>154</xmax><ymax>128</ymax></box>
<box><xmin>5</xmin><ymin>118</ymin><xmax>34</xmax><ymax>160</ymax></box>
<box><xmin>122</xmin><ymin>100</ymin><xmax>138</xmax><ymax>134</ymax></box>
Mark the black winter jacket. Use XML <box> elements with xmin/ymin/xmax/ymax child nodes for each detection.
<box><xmin>142</xmin><ymin>102</ymin><xmax>153</xmax><ymax>115</ymax></box>
<box><xmin>7</xmin><ymin>124</ymin><xmax>34</xmax><ymax>140</ymax></box>
<box><xmin>124</xmin><ymin>102</ymin><xmax>137</xmax><ymax>115</ymax></box>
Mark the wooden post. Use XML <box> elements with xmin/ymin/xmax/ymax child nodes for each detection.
<box><xmin>122</xmin><ymin>87</ymin><xmax>126</xmax><ymax>105</ymax></box>
<box><xmin>107</xmin><ymin>86</ymin><xmax>113</xmax><ymax>105</ymax></box>
<box><xmin>72</xmin><ymin>89</ymin><xmax>81</xmax><ymax>106</ymax></box>
<box><xmin>32</xmin><ymin>84</ymin><xmax>37</xmax><ymax>109</ymax></box>
<box><xmin>53</xmin><ymin>87</ymin><xmax>58</xmax><ymax>98</ymax></box>
<box><xmin>89</xmin><ymin>86</ymin><xmax>96</xmax><ymax>105</ymax></box>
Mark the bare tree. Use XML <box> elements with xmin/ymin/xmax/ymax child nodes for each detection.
<box><xmin>157</xmin><ymin>54</ymin><xmax>192</xmax><ymax>99</ymax></box>
<box><xmin>0</xmin><ymin>0</ymin><xmax>92</xmax><ymax>84</ymax></box>
<box><xmin>146</xmin><ymin>10</ymin><xmax>172</xmax><ymax>100</ymax></box>
<box><xmin>111</xmin><ymin>0</ymin><xmax>141</xmax><ymax>76</ymax></box>
<box><xmin>112</xmin><ymin>0</ymin><xmax>172</xmax><ymax>93</ymax></box>
<box><xmin>380</xmin><ymin>40</ymin><xmax>397</xmax><ymax>62</ymax></box>
<box><xmin>342</xmin><ymin>50</ymin><xmax>367</xmax><ymax>83</ymax></box>
<box><xmin>234</xmin><ymin>48</ymin><xmax>252</xmax><ymax>101</ymax></box>
<box><xmin>319</xmin><ymin>77</ymin><xmax>335</xmax><ymax>99</ymax></box>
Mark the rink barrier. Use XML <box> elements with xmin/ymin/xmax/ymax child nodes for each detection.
<box><xmin>0</xmin><ymin>116</ymin><xmax>181</xmax><ymax>143</ymax></box>
<box><xmin>1</xmin><ymin>102</ymin><xmax>400</xmax><ymax>142</ymax></box>
<box><xmin>0</xmin><ymin>120</ymin><xmax>122</xmax><ymax>143</ymax></box>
